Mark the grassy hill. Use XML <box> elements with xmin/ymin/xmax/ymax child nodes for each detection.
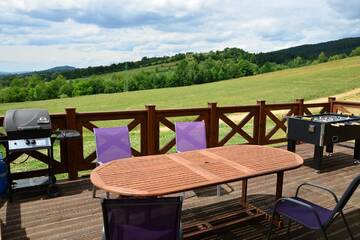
<box><xmin>0</xmin><ymin>56</ymin><xmax>359</xmax><ymax>115</ymax></box>
<box><xmin>5</xmin><ymin>56</ymin><xmax>360</xmax><ymax>175</ymax></box>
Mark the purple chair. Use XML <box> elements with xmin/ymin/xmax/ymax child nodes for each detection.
<box><xmin>175</xmin><ymin>121</ymin><xmax>207</xmax><ymax>152</ymax></box>
<box><xmin>101</xmin><ymin>197</ymin><xmax>183</xmax><ymax>240</ymax></box>
<box><xmin>267</xmin><ymin>174</ymin><xmax>360</xmax><ymax>240</ymax></box>
<box><xmin>93</xmin><ymin>126</ymin><xmax>132</xmax><ymax>198</ymax></box>
<box><xmin>175</xmin><ymin>121</ymin><xmax>224</xmax><ymax>196</ymax></box>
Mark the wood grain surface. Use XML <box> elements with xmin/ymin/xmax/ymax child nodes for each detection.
<box><xmin>91</xmin><ymin>145</ymin><xmax>303</xmax><ymax>196</ymax></box>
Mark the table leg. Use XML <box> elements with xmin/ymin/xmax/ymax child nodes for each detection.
<box><xmin>354</xmin><ymin>139</ymin><xmax>360</xmax><ymax>160</ymax></box>
<box><xmin>287</xmin><ymin>140</ymin><xmax>296</xmax><ymax>152</ymax></box>
<box><xmin>275</xmin><ymin>172</ymin><xmax>284</xmax><ymax>201</ymax></box>
<box><xmin>274</xmin><ymin>172</ymin><xmax>284</xmax><ymax>224</ymax></box>
<box><xmin>314</xmin><ymin>145</ymin><xmax>324</xmax><ymax>171</ymax></box>
<box><xmin>241</xmin><ymin>179</ymin><xmax>248</xmax><ymax>205</ymax></box>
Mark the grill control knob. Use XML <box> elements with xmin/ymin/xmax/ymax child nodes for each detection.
<box><xmin>25</xmin><ymin>139</ymin><xmax>30</xmax><ymax>145</ymax></box>
<box><xmin>31</xmin><ymin>139</ymin><xmax>36</xmax><ymax>145</ymax></box>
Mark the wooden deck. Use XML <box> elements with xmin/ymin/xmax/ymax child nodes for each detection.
<box><xmin>1</xmin><ymin>143</ymin><xmax>359</xmax><ymax>240</ymax></box>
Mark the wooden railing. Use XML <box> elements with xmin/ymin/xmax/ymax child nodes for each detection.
<box><xmin>2</xmin><ymin>97</ymin><xmax>359</xmax><ymax>180</ymax></box>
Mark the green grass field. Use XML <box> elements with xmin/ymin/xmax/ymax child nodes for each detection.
<box><xmin>0</xmin><ymin>56</ymin><xmax>359</xmax><ymax>114</ymax></box>
<box><xmin>3</xmin><ymin>56</ymin><xmax>360</xmax><ymax>178</ymax></box>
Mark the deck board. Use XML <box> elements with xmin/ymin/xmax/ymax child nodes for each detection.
<box><xmin>1</xmin><ymin>143</ymin><xmax>359</xmax><ymax>240</ymax></box>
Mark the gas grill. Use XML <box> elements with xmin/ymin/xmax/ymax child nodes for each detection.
<box><xmin>2</xmin><ymin>109</ymin><xmax>80</xmax><ymax>201</ymax></box>
<box><xmin>4</xmin><ymin>109</ymin><xmax>52</xmax><ymax>151</ymax></box>
<box><xmin>287</xmin><ymin>113</ymin><xmax>360</xmax><ymax>170</ymax></box>
<box><xmin>2</xmin><ymin>109</ymin><xmax>57</xmax><ymax>200</ymax></box>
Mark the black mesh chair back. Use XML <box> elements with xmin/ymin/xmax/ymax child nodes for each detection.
<box><xmin>102</xmin><ymin>197</ymin><xmax>183</xmax><ymax>240</ymax></box>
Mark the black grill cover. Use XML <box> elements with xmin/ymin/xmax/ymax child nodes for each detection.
<box><xmin>4</xmin><ymin>109</ymin><xmax>52</xmax><ymax>140</ymax></box>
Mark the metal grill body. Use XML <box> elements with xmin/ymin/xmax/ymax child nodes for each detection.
<box><xmin>2</xmin><ymin>109</ymin><xmax>57</xmax><ymax>201</ymax></box>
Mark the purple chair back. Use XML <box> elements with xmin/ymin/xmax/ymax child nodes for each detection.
<box><xmin>94</xmin><ymin>126</ymin><xmax>132</xmax><ymax>164</ymax></box>
<box><xmin>102</xmin><ymin>197</ymin><xmax>183</xmax><ymax>240</ymax></box>
<box><xmin>175</xmin><ymin>121</ymin><xmax>207</xmax><ymax>152</ymax></box>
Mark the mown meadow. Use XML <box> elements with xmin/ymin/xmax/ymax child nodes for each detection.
<box><xmin>1</xmin><ymin>56</ymin><xmax>359</xmax><ymax>113</ymax></box>
<box><xmin>3</xmin><ymin>56</ymin><xmax>360</xmax><ymax>178</ymax></box>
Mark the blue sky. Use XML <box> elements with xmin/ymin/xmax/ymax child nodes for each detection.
<box><xmin>0</xmin><ymin>0</ymin><xmax>359</xmax><ymax>72</ymax></box>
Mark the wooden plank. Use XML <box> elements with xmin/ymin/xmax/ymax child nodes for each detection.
<box><xmin>217</xmin><ymin>105</ymin><xmax>259</xmax><ymax>113</ymax></box>
<box><xmin>208</xmin><ymin>102</ymin><xmax>219</xmax><ymax>147</ymax></box>
<box><xmin>265</xmin><ymin>109</ymin><xmax>294</xmax><ymax>141</ymax></box>
<box><xmin>218</xmin><ymin>112</ymin><xmax>254</xmax><ymax>145</ymax></box>
<box><xmin>159</xmin><ymin>138</ymin><xmax>176</xmax><ymax>154</ymax></box>
<box><xmin>76</xmin><ymin>110</ymin><xmax>147</xmax><ymax>120</ymax></box>
<box><xmin>82</xmin><ymin>121</ymin><xmax>97</xmax><ymax>132</ymax></box>
<box><xmin>146</xmin><ymin>105</ymin><xmax>157</xmax><ymax>155</ymax></box>
<box><xmin>257</xmin><ymin>101</ymin><xmax>266</xmax><ymax>145</ymax></box>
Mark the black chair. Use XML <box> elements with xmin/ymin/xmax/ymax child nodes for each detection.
<box><xmin>268</xmin><ymin>174</ymin><xmax>360</xmax><ymax>240</ymax></box>
<box><xmin>102</xmin><ymin>197</ymin><xmax>183</xmax><ymax>240</ymax></box>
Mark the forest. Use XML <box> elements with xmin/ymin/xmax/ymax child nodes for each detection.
<box><xmin>0</xmin><ymin>38</ymin><xmax>360</xmax><ymax>103</ymax></box>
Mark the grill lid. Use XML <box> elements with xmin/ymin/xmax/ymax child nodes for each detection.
<box><xmin>4</xmin><ymin>109</ymin><xmax>52</xmax><ymax>140</ymax></box>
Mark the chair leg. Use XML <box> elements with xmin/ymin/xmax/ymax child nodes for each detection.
<box><xmin>217</xmin><ymin>185</ymin><xmax>221</xmax><ymax>196</ymax></box>
<box><xmin>179</xmin><ymin>222</ymin><xmax>183</xmax><ymax>240</ymax></box>
<box><xmin>340</xmin><ymin>211</ymin><xmax>354</xmax><ymax>240</ymax></box>
<box><xmin>267</xmin><ymin>211</ymin><xmax>277</xmax><ymax>239</ymax></box>
<box><xmin>287</xmin><ymin>219</ymin><xmax>292</xmax><ymax>234</ymax></box>
<box><xmin>92</xmin><ymin>185</ymin><xmax>97</xmax><ymax>198</ymax></box>
<box><xmin>321</xmin><ymin>227</ymin><xmax>329</xmax><ymax>240</ymax></box>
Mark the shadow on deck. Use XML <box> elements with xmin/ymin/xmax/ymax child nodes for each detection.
<box><xmin>0</xmin><ymin>143</ymin><xmax>359</xmax><ymax>240</ymax></box>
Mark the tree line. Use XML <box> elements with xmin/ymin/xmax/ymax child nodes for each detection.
<box><xmin>0</xmin><ymin>46</ymin><xmax>359</xmax><ymax>103</ymax></box>
<box><xmin>255</xmin><ymin>37</ymin><xmax>360</xmax><ymax>65</ymax></box>
<box><xmin>2</xmin><ymin>37</ymin><xmax>359</xmax><ymax>82</ymax></box>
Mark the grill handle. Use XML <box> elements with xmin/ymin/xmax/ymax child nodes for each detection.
<box><xmin>17</xmin><ymin>126</ymin><xmax>41</xmax><ymax>130</ymax></box>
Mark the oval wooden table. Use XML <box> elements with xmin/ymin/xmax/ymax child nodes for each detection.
<box><xmin>91</xmin><ymin>144</ymin><xmax>303</xmax><ymax>238</ymax></box>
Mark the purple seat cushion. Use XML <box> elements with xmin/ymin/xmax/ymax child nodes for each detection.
<box><xmin>276</xmin><ymin>197</ymin><xmax>332</xmax><ymax>229</ymax></box>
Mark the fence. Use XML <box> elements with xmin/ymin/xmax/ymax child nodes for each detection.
<box><xmin>2</xmin><ymin>97</ymin><xmax>357</xmax><ymax>180</ymax></box>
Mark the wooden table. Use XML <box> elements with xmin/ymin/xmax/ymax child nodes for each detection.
<box><xmin>91</xmin><ymin>145</ymin><xmax>303</xmax><ymax>237</ymax></box>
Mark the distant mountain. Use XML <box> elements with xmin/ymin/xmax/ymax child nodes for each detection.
<box><xmin>256</xmin><ymin>37</ymin><xmax>360</xmax><ymax>65</ymax></box>
<box><xmin>42</xmin><ymin>66</ymin><xmax>76</xmax><ymax>73</ymax></box>
<box><xmin>0</xmin><ymin>66</ymin><xmax>76</xmax><ymax>78</ymax></box>
<box><xmin>0</xmin><ymin>71</ymin><xmax>28</xmax><ymax>76</ymax></box>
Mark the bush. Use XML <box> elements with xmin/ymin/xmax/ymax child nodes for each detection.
<box><xmin>350</xmin><ymin>47</ymin><xmax>360</xmax><ymax>57</ymax></box>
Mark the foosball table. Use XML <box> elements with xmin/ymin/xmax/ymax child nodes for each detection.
<box><xmin>287</xmin><ymin>113</ymin><xmax>360</xmax><ymax>170</ymax></box>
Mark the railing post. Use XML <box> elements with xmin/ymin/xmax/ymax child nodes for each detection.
<box><xmin>146</xmin><ymin>105</ymin><xmax>157</xmax><ymax>155</ymax></box>
<box><xmin>65</xmin><ymin>108</ymin><xmax>80</xmax><ymax>180</ymax></box>
<box><xmin>257</xmin><ymin>100</ymin><xmax>266</xmax><ymax>145</ymax></box>
<box><xmin>208</xmin><ymin>102</ymin><xmax>218</xmax><ymax>147</ymax></box>
<box><xmin>296</xmin><ymin>98</ymin><xmax>304</xmax><ymax>116</ymax></box>
<box><xmin>328</xmin><ymin>97</ymin><xmax>336</xmax><ymax>113</ymax></box>
<box><xmin>140</xmin><ymin>113</ymin><xmax>148</xmax><ymax>156</ymax></box>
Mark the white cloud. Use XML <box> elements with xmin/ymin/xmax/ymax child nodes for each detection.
<box><xmin>0</xmin><ymin>0</ymin><xmax>359</xmax><ymax>72</ymax></box>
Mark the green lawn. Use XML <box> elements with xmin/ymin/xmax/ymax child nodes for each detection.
<box><xmin>0</xmin><ymin>57</ymin><xmax>359</xmax><ymax>115</ymax></box>
<box><xmin>3</xmin><ymin>57</ymin><xmax>360</xmax><ymax>178</ymax></box>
